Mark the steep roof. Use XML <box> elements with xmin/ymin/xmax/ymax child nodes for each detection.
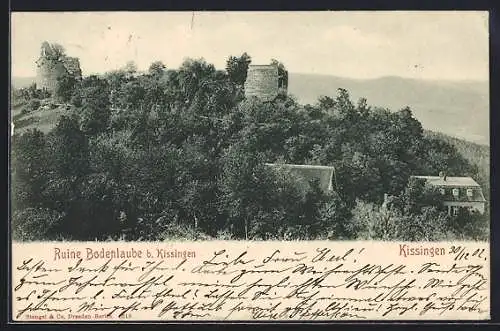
<box><xmin>411</xmin><ymin>175</ymin><xmax>480</xmax><ymax>187</ymax></box>
<box><xmin>265</xmin><ymin>163</ymin><xmax>335</xmax><ymax>193</ymax></box>
<box><xmin>411</xmin><ymin>175</ymin><xmax>486</xmax><ymax>203</ymax></box>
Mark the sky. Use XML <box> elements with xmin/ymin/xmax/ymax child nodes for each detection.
<box><xmin>11</xmin><ymin>11</ymin><xmax>489</xmax><ymax>81</ymax></box>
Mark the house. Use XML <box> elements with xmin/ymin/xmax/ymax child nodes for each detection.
<box><xmin>265</xmin><ymin>163</ymin><xmax>336</xmax><ymax>193</ymax></box>
<box><xmin>411</xmin><ymin>172</ymin><xmax>487</xmax><ymax>215</ymax></box>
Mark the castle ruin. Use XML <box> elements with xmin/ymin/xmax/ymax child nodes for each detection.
<box><xmin>244</xmin><ymin>64</ymin><xmax>288</xmax><ymax>101</ymax></box>
<box><xmin>35</xmin><ymin>42</ymin><xmax>82</xmax><ymax>93</ymax></box>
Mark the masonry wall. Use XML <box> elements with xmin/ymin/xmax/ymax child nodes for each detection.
<box><xmin>35</xmin><ymin>56</ymin><xmax>82</xmax><ymax>93</ymax></box>
<box><xmin>244</xmin><ymin>65</ymin><xmax>279</xmax><ymax>101</ymax></box>
<box><xmin>63</xmin><ymin>57</ymin><xmax>82</xmax><ymax>79</ymax></box>
<box><xmin>36</xmin><ymin>60</ymin><xmax>66</xmax><ymax>92</ymax></box>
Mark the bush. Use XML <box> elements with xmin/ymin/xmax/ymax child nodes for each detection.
<box><xmin>20</xmin><ymin>99</ymin><xmax>42</xmax><ymax>115</ymax></box>
<box><xmin>158</xmin><ymin>222</ymin><xmax>212</xmax><ymax>241</ymax></box>
<box><xmin>70</xmin><ymin>94</ymin><xmax>82</xmax><ymax>107</ymax></box>
<box><xmin>448</xmin><ymin>208</ymin><xmax>489</xmax><ymax>241</ymax></box>
<box><xmin>20</xmin><ymin>106</ymin><xmax>31</xmax><ymax>115</ymax></box>
<box><xmin>12</xmin><ymin>208</ymin><xmax>65</xmax><ymax>241</ymax></box>
<box><xmin>394</xmin><ymin>206</ymin><xmax>450</xmax><ymax>241</ymax></box>
<box><xmin>28</xmin><ymin>98</ymin><xmax>41</xmax><ymax>111</ymax></box>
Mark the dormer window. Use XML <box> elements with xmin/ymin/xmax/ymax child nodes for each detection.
<box><xmin>439</xmin><ymin>188</ymin><xmax>446</xmax><ymax>195</ymax></box>
<box><xmin>467</xmin><ymin>188</ymin><xmax>473</xmax><ymax>197</ymax></box>
<box><xmin>452</xmin><ymin>188</ymin><xmax>459</xmax><ymax>197</ymax></box>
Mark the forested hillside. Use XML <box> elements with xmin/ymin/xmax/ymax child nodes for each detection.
<box><xmin>288</xmin><ymin>73</ymin><xmax>489</xmax><ymax>145</ymax></box>
<box><xmin>424</xmin><ymin>130</ymin><xmax>490</xmax><ymax>201</ymax></box>
<box><xmin>13</xmin><ymin>73</ymin><xmax>490</xmax><ymax>145</ymax></box>
<box><xmin>10</xmin><ymin>44</ymin><xmax>489</xmax><ymax>242</ymax></box>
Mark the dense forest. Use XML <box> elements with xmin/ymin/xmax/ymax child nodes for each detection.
<box><xmin>11</xmin><ymin>43</ymin><xmax>489</xmax><ymax>242</ymax></box>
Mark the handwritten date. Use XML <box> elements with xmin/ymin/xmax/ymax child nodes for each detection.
<box><xmin>11</xmin><ymin>242</ymin><xmax>489</xmax><ymax>321</ymax></box>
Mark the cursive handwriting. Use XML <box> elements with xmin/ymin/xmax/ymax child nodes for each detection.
<box><xmin>12</xmin><ymin>242</ymin><xmax>489</xmax><ymax>321</ymax></box>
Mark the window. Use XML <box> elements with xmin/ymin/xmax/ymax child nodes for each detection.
<box><xmin>452</xmin><ymin>206</ymin><xmax>459</xmax><ymax>216</ymax></box>
<box><xmin>440</xmin><ymin>188</ymin><xmax>446</xmax><ymax>195</ymax></box>
<box><xmin>452</xmin><ymin>188</ymin><xmax>459</xmax><ymax>197</ymax></box>
<box><xmin>467</xmin><ymin>188</ymin><xmax>473</xmax><ymax>197</ymax></box>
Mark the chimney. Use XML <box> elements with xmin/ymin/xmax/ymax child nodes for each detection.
<box><xmin>439</xmin><ymin>171</ymin><xmax>447</xmax><ymax>181</ymax></box>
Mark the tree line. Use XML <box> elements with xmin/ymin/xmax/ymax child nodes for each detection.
<box><xmin>10</xmin><ymin>43</ymin><xmax>489</xmax><ymax>241</ymax></box>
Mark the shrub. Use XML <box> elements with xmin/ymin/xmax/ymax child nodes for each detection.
<box><xmin>70</xmin><ymin>94</ymin><xmax>82</xmax><ymax>107</ymax></box>
<box><xmin>12</xmin><ymin>208</ymin><xmax>65</xmax><ymax>241</ymax></box>
<box><xmin>28</xmin><ymin>98</ymin><xmax>41</xmax><ymax>111</ymax></box>
<box><xmin>158</xmin><ymin>222</ymin><xmax>212</xmax><ymax>241</ymax></box>
<box><xmin>448</xmin><ymin>208</ymin><xmax>489</xmax><ymax>241</ymax></box>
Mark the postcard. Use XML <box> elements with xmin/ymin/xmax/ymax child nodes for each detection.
<box><xmin>9</xmin><ymin>11</ymin><xmax>490</xmax><ymax>322</ymax></box>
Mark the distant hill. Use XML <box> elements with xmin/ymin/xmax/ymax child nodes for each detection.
<box><xmin>12</xmin><ymin>73</ymin><xmax>490</xmax><ymax>145</ymax></box>
<box><xmin>11</xmin><ymin>76</ymin><xmax>36</xmax><ymax>89</ymax></box>
<box><xmin>288</xmin><ymin>73</ymin><xmax>489</xmax><ymax>145</ymax></box>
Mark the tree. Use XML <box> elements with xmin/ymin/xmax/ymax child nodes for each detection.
<box><xmin>26</xmin><ymin>83</ymin><xmax>37</xmax><ymax>99</ymax></box>
<box><xmin>55</xmin><ymin>73</ymin><xmax>77</xmax><ymax>102</ymax></box>
<box><xmin>80</xmin><ymin>104</ymin><xmax>112</xmax><ymax>135</ymax></box>
<box><xmin>47</xmin><ymin>114</ymin><xmax>90</xmax><ymax>178</ymax></box>
<box><xmin>22</xmin><ymin>98</ymin><xmax>41</xmax><ymax>114</ymax></box>
<box><xmin>219</xmin><ymin>142</ymin><xmax>274</xmax><ymax>239</ymax></box>
<box><xmin>396</xmin><ymin>177</ymin><xmax>444</xmax><ymax>216</ymax></box>
<box><xmin>349</xmin><ymin>199</ymin><xmax>405</xmax><ymax>240</ymax></box>
<box><xmin>317</xmin><ymin>194</ymin><xmax>354</xmax><ymax>239</ymax></box>
<box><xmin>226</xmin><ymin>52</ymin><xmax>252</xmax><ymax>86</ymax></box>
<box><xmin>11</xmin><ymin>129</ymin><xmax>49</xmax><ymax>210</ymax></box>
<box><xmin>113</xmin><ymin>79</ymin><xmax>146</xmax><ymax>111</ymax></box>
<box><xmin>39</xmin><ymin>41</ymin><xmax>66</xmax><ymax>62</ymax></box>
<box><xmin>12</xmin><ymin>50</ymin><xmax>486</xmax><ymax>242</ymax></box>
<box><xmin>148</xmin><ymin>60</ymin><xmax>166</xmax><ymax>76</ymax></box>
<box><xmin>448</xmin><ymin>207</ymin><xmax>489</xmax><ymax>241</ymax></box>
<box><xmin>177</xmin><ymin>58</ymin><xmax>216</xmax><ymax>102</ymax></box>
<box><xmin>398</xmin><ymin>206</ymin><xmax>450</xmax><ymax>241</ymax></box>
<box><xmin>12</xmin><ymin>208</ymin><xmax>65</xmax><ymax>241</ymax></box>
<box><xmin>78</xmin><ymin>76</ymin><xmax>112</xmax><ymax>135</ymax></box>
<box><xmin>270</xmin><ymin>58</ymin><xmax>288</xmax><ymax>89</ymax></box>
<box><xmin>124</xmin><ymin>61</ymin><xmax>138</xmax><ymax>75</ymax></box>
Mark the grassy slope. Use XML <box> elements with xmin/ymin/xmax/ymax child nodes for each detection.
<box><xmin>11</xmin><ymin>100</ymin><xmax>69</xmax><ymax>135</ymax></box>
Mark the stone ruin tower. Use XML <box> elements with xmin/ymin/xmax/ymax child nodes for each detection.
<box><xmin>35</xmin><ymin>42</ymin><xmax>82</xmax><ymax>93</ymax></box>
<box><xmin>244</xmin><ymin>64</ymin><xmax>288</xmax><ymax>102</ymax></box>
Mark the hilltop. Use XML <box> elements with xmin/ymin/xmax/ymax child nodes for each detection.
<box><xmin>13</xmin><ymin>73</ymin><xmax>489</xmax><ymax>145</ymax></box>
<box><xmin>11</xmin><ymin>53</ymin><xmax>489</xmax><ymax>242</ymax></box>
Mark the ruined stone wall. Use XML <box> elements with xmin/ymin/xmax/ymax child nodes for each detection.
<box><xmin>63</xmin><ymin>57</ymin><xmax>82</xmax><ymax>80</ymax></box>
<box><xmin>35</xmin><ymin>47</ymin><xmax>82</xmax><ymax>93</ymax></box>
<box><xmin>36</xmin><ymin>59</ymin><xmax>67</xmax><ymax>92</ymax></box>
<box><xmin>244</xmin><ymin>65</ymin><xmax>280</xmax><ymax>101</ymax></box>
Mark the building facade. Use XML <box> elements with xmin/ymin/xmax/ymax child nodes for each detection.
<box><xmin>411</xmin><ymin>173</ymin><xmax>487</xmax><ymax>215</ymax></box>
